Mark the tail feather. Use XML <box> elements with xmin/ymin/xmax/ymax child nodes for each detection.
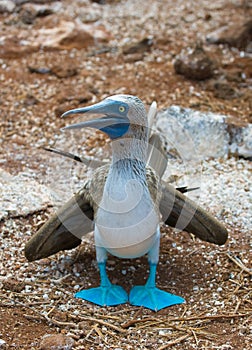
<box><xmin>43</xmin><ymin>147</ymin><xmax>106</xmax><ymax>168</ymax></box>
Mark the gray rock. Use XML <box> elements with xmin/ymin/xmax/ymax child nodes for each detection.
<box><xmin>32</xmin><ymin>20</ymin><xmax>108</xmax><ymax>50</ymax></box>
<box><xmin>123</xmin><ymin>37</ymin><xmax>153</xmax><ymax>55</ymax></box>
<box><xmin>19</xmin><ymin>3</ymin><xmax>54</xmax><ymax>24</ymax></box>
<box><xmin>156</xmin><ymin>106</ymin><xmax>252</xmax><ymax>159</ymax></box>
<box><xmin>212</xmin><ymin>81</ymin><xmax>242</xmax><ymax>100</ymax></box>
<box><xmin>0</xmin><ymin>169</ymin><xmax>53</xmax><ymax>220</ymax></box>
<box><xmin>0</xmin><ymin>339</ymin><xmax>7</xmax><ymax>350</ymax></box>
<box><xmin>0</xmin><ymin>0</ymin><xmax>15</xmax><ymax>13</ymax></box>
<box><xmin>0</xmin><ymin>18</ymin><xmax>111</xmax><ymax>58</ymax></box>
<box><xmin>230</xmin><ymin>123</ymin><xmax>252</xmax><ymax>159</ymax></box>
<box><xmin>40</xmin><ymin>334</ymin><xmax>75</xmax><ymax>350</ymax></box>
<box><xmin>206</xmin><ymin>19</ymin><xmax>252</xmax><ymax>50</ymax></box>
<box><xmin>174</xmin><ymin>44</ymin><xmax>215</xmax><ymax>80</ymax></box>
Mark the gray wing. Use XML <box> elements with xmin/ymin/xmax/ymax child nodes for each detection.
<box><xmin>25</xmin><ymin>184</ymin><xmax>94</xmax><ymax>261</ymax></box>
<box><xmin>160</xmin><ymin>181</ymin><xmax>228</xmax><ymax>245</ymax></box>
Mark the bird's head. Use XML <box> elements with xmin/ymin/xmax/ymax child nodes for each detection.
<box><xmin>61</xmin><ymin>95</ymin><xmax>148</xmax><ymax>140</ymax></box>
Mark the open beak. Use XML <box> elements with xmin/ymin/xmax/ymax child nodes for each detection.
<box><xmin>61</xmin><ymin>99</ymin><xmax>130</xmax><ymax>139</ymax></box>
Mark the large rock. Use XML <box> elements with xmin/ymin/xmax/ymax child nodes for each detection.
<box><xmin>35</xmin><ymin>20</ymin><xmax>110</xmax><ymax>50</ymax></box>
<box><xmin>19</xmin><ymin>2</ymin><xmax>56</xmax><ymax>24</ymax></box>
<box><xmin>0</xmin><ymin>1</ymin><xmax>15</xmax><ymax>13</ymax></box>
<box><xmin>0</xmin><ymin>339</ymin><xmax>7</xmax><ymax>350</ymax></box>
<box><xmin>156</xmin><ymin>106</ymin><xmax>252</xmax><ymax>160</ymax></box>
<box><xmin>206</xmin><ymin>19</ymin><xmax>252</xmax><ymax>50</ymax></box>
<box><xmin>0</xmin><ymin>169</ymin><xmax>53</xmax><ymax>220</ymax></box>
<box><xmin>0</xmin><ymin>19</ymin><xmax>111</xmax><ymax>58</ymax></box>
<box><xmin>174</xmin><ymin>44</ymin><xmax>215</xmax><ymax>81</ymax></box>
<box><xmin>230</xmin><ymin>123</ymin><xmax>252</xmax><ymax>159</ymax></box>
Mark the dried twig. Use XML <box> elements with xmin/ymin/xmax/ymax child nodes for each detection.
<box><xmin>94</xmin><ymin>324</ymin><xmax>105</xmax><ymax>340</ymax></box>
<box><xmin>50</xmin><ymin>318</ymin><xmax>77</xmax><ymax>328</ymax></box>
<box><xmin>234</xmin><ymin>300</ymin><xmax>242</xmax><ymax>314</ymax></box>
<box><xmin>110</xmin><ymin>307</ymin><xmax>140</xmax><ymax>315</ymax></box>
<box><xmin>226</xmin><ymin>253</ymin><xmax>252</xmax><ymax>275</ymax></box>
<box><xmin>169</xmin><ymin>313</ymin><xmax>248</xmax><ymax>322</ymax></box>
<box><xmin>76</xmin><ymin>315</ymin><xmax>127</xmax><ymax>333</ymax></box>
<box><xmin>192</xmin><ymin>330</ymin><xmax>199</xmax><ymax>345</ymax></box>
<box><xmin>121</xmin><ymin>317</ymin><xmax>157</xmax><ymax>329</ymax></box>
<box><xmin>121</xmin><ymin>312</ymin><xmax>247</xmax><ymax>330</ymax></box>
<box><xmin>158</xmin><ymin>334</ymin><xmax>190</xmax><ymax>349</ymax></box>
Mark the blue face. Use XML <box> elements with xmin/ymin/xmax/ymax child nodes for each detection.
<box><xmin>99</xmin><ymin>100</ymin><xmax>130</xmax><ymax>139</ymax></box>
<box><xmin>62</xmin><ymin>98</ymin><xmax>131</xmax><ymax>139</ymax></box>
<box><xmin>100</xmin><ymin>122</ymin><xmax>129</xmax><ymax>139</ymax></box>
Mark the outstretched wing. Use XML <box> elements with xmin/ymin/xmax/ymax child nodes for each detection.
<box><xmin>160</xmin><ymin>181</ymin><xmax>228</xmax><ymax>245</ymax></box>
<box><xmin>25</xmin><ymin>183</ymin><xmax>94</xmax><ymax>261</ymax></box>
<box><xmin>25</xmin><ymin>164</ymin><xmax>110</xmax><ymax>261</ymax></box>
<box><xmin>25</xmin><ymin>176</ymin><xmax>227</xmax><ymax>262</ymax></box>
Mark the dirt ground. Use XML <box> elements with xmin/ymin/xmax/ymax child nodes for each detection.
<box><xmin>0</xmin><ymin>0</ymin><xmax>251</xmax><ymax>349</ymax></box>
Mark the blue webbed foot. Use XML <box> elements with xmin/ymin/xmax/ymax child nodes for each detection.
<box><xmin>75</xmin><ymin>284</ymin><xmax>128</xmax><ymax>306</ymax></box>
<box><xmin>129</xmin><ymin>262</ymin><xmax>185</xmax><ymax>311</ymax></box>
<box><xmin>129</xmin><ymin>285</ymin><xmax>184</xmax><ymax>311</ymax></box>
<box><xmin>75</xmin><ymin>262</ymin><xmax>128</xmax><ymax>307</ymax></box>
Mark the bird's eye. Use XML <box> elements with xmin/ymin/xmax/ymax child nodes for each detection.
<box><xmin>119</xmin><ymin>106</ymin><xmax>125</xmax><ymax>113</ymax></box>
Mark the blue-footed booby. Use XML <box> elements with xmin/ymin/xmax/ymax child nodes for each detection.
<box><xmin>61</xmin><ymin>94</ymin><xmax>184</xmax><ymax>310</ymax></box>
<box><xmin>25</xmin><ymin>95</ymin><xmax>228</xmax><ymax>311</ymax></box>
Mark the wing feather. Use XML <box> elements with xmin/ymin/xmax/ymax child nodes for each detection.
<box><xmin>25</xmin><ymin>183</ymin><xmax>94</xmax><ymax>261</ymax></box>
<box><xmin>160</xmin><ymin>181</ymin><xmax>228</xmax><ymax>245</ymax></box>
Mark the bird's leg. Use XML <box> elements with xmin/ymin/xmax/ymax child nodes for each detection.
<box><xmin>75</xmin><ymin>247</ymin><xmax>128</xmax><ymax>306</ymax></box>
<box><xmin>129</xmin><ymin>228</ymin><xmax>185</xmax><ymax>311</ymax></box>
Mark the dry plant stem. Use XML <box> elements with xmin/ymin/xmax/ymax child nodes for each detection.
<box><xmin>234</xmin><ymin>299</ymin><xmax>242</xmax><ymax>313</ymax></box>
<box><xmin>50</xmin><ymin>318</ymin><xmax>77</xmax><ymax>328</ymax></box>
<box><xmin>75</xmin><ymin>315</ymin><xmax>128</xmax><ymax>334</ymax></box>
<box><xmin>121</xmin><ymin>312</ymin><xmax>247</xmax><ymax>329</ymax></box>
<box><xmin>0</xmin><ymin>292</ymin><xmax>77</xmax><ymax>327</ymax></box>
<box><xmin>192</xmin><ymin>330</ymin><xmax>199</xmax><ymax>346</ymax></box>
<box><xmin>158</xmin><ymin>334</ymin><xmax>190</xmax><ymax>349</ymax></box>
<box><xmin>85</xmin><ymin>327</ymin><xmax>95</xmax><ymax>340</ymax></box>
<box><xmin>121</xmin><ymin>317</ymin><xmax>159</xmax><ymax>328</ymax></box>
<box><xmin>169</xmin><ymin>313</ymin><xmax>247</xmax><ymax>322</ymax></box>
<box><xmin>94</xmin><ymin>324</ymin><xmax>105</xmax><ymax>341</ymax></box>
<box><xmin>226</xmin><ymin>253</ymin><xmax>252</xmax><ymax>275</ymax></box>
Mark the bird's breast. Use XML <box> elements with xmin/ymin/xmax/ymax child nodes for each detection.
<box><xmin>94</xmin><ymin>169</ymin><xmax>159</xmax><ymax>258</ymax></box>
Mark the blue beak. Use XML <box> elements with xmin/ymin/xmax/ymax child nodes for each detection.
<box><xmin>61</xmin><ymin>99</ymin><xmax>130</xmax><ymax>139</ymax></box>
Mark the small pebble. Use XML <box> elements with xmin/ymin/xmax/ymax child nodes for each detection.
<box><xmin>40</xmin><ymin>334</ymin><xmax>75</xmax><ymax>350</ymax></box>
<box><xmin>0</xmin><ymin>339</ymin><xmax>7</xmax><ymax>349</ymax></box>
